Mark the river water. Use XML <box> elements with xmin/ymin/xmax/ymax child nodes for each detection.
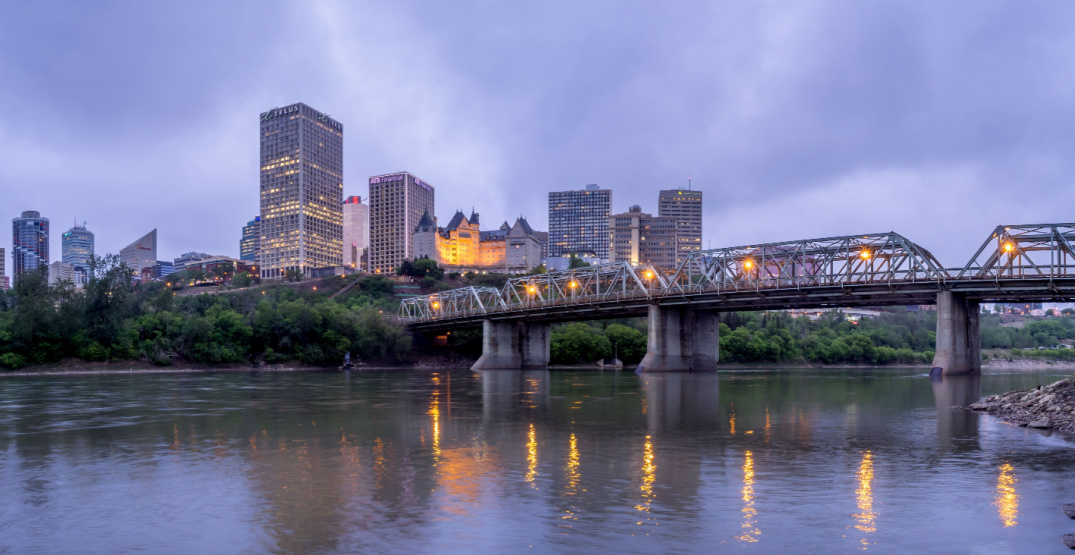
<box><xmin>0</xmin><ymin>368</ymin><xmax>1073</xmax><ymax>554</ymax></box>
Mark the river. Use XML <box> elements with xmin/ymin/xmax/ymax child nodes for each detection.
<box><xmin>0</xmin><ymin>368</ymin><xmax>1072</xmax><ymax>553</ymax></box>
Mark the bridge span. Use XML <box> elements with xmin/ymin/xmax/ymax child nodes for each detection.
<box><xmin>398</xmin><ymin>224</ymin><xmax>1075</xmax><ymax>375</ymax></box>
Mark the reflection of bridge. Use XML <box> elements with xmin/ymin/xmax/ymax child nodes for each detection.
<box><xmin>399</xmin><ymin>224</ymin><xmax>1075</xmax><ymax>375</ymax></box>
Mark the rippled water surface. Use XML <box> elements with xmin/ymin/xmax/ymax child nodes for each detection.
<box><xmin>1</xmin><ymin>368</ymin><xmax>1074</xmax><ymax>554</ymax></box>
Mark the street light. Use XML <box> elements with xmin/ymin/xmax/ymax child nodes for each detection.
<box><xmin>860</xmin><ymin>250</ymin><xmax>870</xmax><ymax>259</ymax></box>
<box><xmin>1003</xmin><ymin>243</ymin><xmax>1014</xmax><ymax>253</ymax></box>
<box><xmin>744</xmin><ymin>260</ymin><xmax>753</xmax><ymax>270</ymax></box>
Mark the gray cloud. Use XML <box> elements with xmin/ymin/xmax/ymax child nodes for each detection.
<box><xmin>2</xmin><ymin>0</ymin><xmax>1073</xmax><ymax>271</ymax></box>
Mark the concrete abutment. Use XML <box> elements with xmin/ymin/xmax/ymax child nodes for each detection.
<box><xmin>931</xmin><ymin>291</ymin><xmax>981</xmax><ymax>376</ymax></box>
<box><xmin>471</xmin><ymin>320</ymin><xmax>550</xmax><ymax>370</ymax></box>
<box><xmin>638</xmin><ymin>305</ymin><xmax>719</xmax><ymax>372</ymax></box>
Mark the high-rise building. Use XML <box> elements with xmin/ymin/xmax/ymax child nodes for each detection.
<box><xmin>342</xmin><ymin>195</ymin><xmax>369</xmax><ymax>270</ymax></box>
<box><xmin>62</xmin><ymin>221</ymin><xmax>94</xmax><ymax>286</ymax></box>
<box><xmin>120</xmin><ymin>229</ymin><xmax>157</xmax><ymax>277</ymax></box>
<box><xmin>368</xmin><ymin>172</ymin><xmax>435</xmax><ymax>274</ymax></box>
<box><xmin>548</xmin><ymin>184</ymin><xmax>612</xmax><ymax>260</ymax></box>
<box><xmin>0</xmin><ymin>247</ymin><xmax>6</xmax><ymax>290</ymax></box>
<box><xmin>240</xmin><ymin>217</ymin><xmax>260</xmax><ymax>262</ymax></box>
<box><xmin>658</xmin><ymin>189</ymin><xmax>703</xmax><ymax>265</ymax></box>
<box><xmin>610</xmin><ymin>205</ymin><xmax>679</xmax><ymax>268</ymax></box>
<box><xmin>12</xmin><ymin>210</ymin><xmax>49</xmax><ymax>283</ymax></box>
<box><xmin>48</xmin><ymin>261</ymin><xmax>75</xmax><ymax>286</ymax></box>
<box><xmin>259</xmin><ymin>102</ymin><xmax>344</xmax><ymax>279</ymax></box>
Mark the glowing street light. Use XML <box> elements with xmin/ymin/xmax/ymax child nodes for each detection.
<box><xmin>860</xmin><ymin>250</ymin><xmax>871</xmax><ymax>259</ymax></box>
<box><xmin>644</xmin><ymin>270</ymin><xmax>654</xmax><ymax>279</ymax></box>
<box><xmin>569</xmin><ymin>281</ymin><xmax>578</xmax><ymax>288</ymax></box>
<box><xmin>1003</xmin><ymin>243</ymin><xmax>1014</xmax><ymax>253</ymax></box>
<box><xmin>527</xmin><ymin>286</ymin><xmax>537</xmax><ymax>294</ymax></box>
<box><xmin>744</xmin><ymin>260</ymin><xmax>754</xmax><ymax>270</ymax></box>
<box><xmin>432</xmin><ymin>301</ymin><xmax>440</xmax><ymax>309</ymax></box>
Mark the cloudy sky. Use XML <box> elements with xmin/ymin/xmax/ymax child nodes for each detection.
<box><xmin>2</xmin><ymin>0</ymin><xmax>1073</xmax><ymax>272</ymax></box>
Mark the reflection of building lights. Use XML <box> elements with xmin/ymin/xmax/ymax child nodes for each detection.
<box><xmin>738</xmin><ymin>450</ymin><xmax>760</xmax><ymax>543</ymax></box>
<box><xmin>995</xmin><ymin>463</ymin><xmax>1018</xmax><ymax>527</ymax></box>
<box><xmin>635</xmin><ymin>436</ymin><xmax>657</xmax><ymax>531</ymax></box>
<box><xmin>526</xmin><ymin>423</ymin><xmax>538</xmax><ymax>487</ymax></box>
<box><xmin>853</xmin><ymin>451</ymin><xmax>877</xmax><ymax>548</ymax></box>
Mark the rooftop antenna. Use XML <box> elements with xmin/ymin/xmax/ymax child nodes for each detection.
<box><xmin>688</xmin><ymin>173</ymin><xmax>692</xmax><ymax>191</ymax></box>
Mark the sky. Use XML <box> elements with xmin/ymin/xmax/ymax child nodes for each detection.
<box><xmin>2</xmin><ymin>0</ymin><xmax>1075</xmax><ymax>274</ymax></box>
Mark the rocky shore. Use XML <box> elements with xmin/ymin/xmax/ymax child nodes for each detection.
<box><xmin>967</xmin><ymin>378</ymin><xmax>1075</xmax><ymax>435</ymax></box>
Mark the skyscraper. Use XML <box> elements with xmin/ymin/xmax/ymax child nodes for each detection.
<box><xmin>12</xmin><ymin>210</ymin><xmax>49</xmax><ymax>283</ymax></box>
<box><xmin>548</xmin><ymin>184</ymin><xmax>611</xmax><ymax>259</ymax></box>
<box><xmin>259</xmin><ymin>102</ymin><xmax>344</xmax><ymax>279</ymax></box>
<box><xmin>658</xmin><ymin>189</ymin><xmax>703</xmax><ymax>265</ymax></box>
<box><xmin>240</xmin><ymin>217</ymin><xmax>260</xmax><ymax>262</ymax></box>
<box><xmin>368</xmin><ymin>172</ymin><xmax>435</xmax><ymax>274</ymax></box>
<box><xmin>120</xmin><ymin>229</ymin><xmax>157</xmax><ymax>277</ymax></box>
<box><xmin>610</xmin><ymin>205</ymin><xmax>679</xmax><ymax>268</ymax></box>
<box><xmin>0</xmin><ymin>247</ymin><xmax>6</xmax><ymax>290</ymax></box>
<box><xmin>62</xmin><ymin>221</ymin><xmax>94</xmax><ymax>285</ymax></box>
<box><xmin>342</xmin><ymin>195</ymin><xmax>369</xmax><ymax>270</ymax></box>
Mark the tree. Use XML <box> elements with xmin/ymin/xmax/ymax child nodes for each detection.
<box><xmin>232</xmin><ymin>271</ymin><xmax>252</xmax><ymax>288</ymax></box>
<box><xmin>412</xmin><ymin>258</ymin><xmax>444</xmax><ymax>280</ymax></box>
<box><xmin>284</xmin><ymin>268</ymin><xmax>304</xmax><ymax>282</ymax></box>
<box><xmin>568</xmin><ymin>254</ymin><xmax>590</xmax><ymax>269</ymax></box>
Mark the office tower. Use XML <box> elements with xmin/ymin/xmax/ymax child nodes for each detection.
<box><xmin>368</xmin><ymin>172</ymin><xmax>434</xmax><ymax>274</ymax></box>
<box><xmin>48</xmin><ymin>261</ymin><xmax>75</xmax><ymax>285</ymax></box>
<box><xmin>240</xmin><ymin>217</ymin><xmax>260</xmax><ymax>262</ymax></box>
<box><xmin>0</xmin><ymin>247</ymin><xmax>6</xmax><ymax>290</ymax></box>
<box><xmin>342</xmin><ymin>195</ymin><xmax>369</xmax><ymax>269</ymax></box>
<box><xmin>610</xmin><ymin>205</ymin><xmax>680</xmax><ymax>268</ymax></box>
<box><xmin>548</xmin><ymin>184</ymin><xmax>611</xmax><ymax>260</ymax></box>
<box><xmin>62</xmin><ymin>221</ymin><xmax>94</xmax><ymax>285</ymax></box>
<box><xmin>259</xmin><ymin>102</ymin><xmax>344</xmax><ymax>279</ymax></box>
<box><xmin>12</xmin><ymin>210</ymin><xmax>49</xmax><ymax>283</ymax></box>
<box><xmin>120</xmin><ymin>229</ymin><xmax>157</xmax><ymax>277</ymax></box>
<box><xmin>658</xmin><ymin>189</ymin><xmax>703</xmax><ymax>265</ymax></box>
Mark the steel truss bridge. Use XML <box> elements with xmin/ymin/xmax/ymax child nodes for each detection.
<box><xmin>399</xmin><ymin>224</ymin><xmax>1075</xmax><ymax>332</ymax></box>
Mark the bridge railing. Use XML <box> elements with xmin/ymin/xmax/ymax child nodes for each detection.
<box><xmin>955</xmin><ymin>224</ymin><xmax>1075</xmax><ymax>280</ymax></box>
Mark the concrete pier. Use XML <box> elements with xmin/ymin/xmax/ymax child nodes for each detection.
<box><xmin>931</xmin><ymin>291</ymin><xmax>981</xmax><ymax>376</ymax></box>
<box><xmin>637</xmin><ymin>305</ymin><xmax>719</xmax><ymax>372</ymax></box>
<box><xmin>471</xmin><ymin>320</ymin><xmax>550</xmax><ymax>370</ymax></box>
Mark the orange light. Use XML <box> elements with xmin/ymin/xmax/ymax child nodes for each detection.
<box><xmin>860</xmin><ymin>250</ymin><xmax>870</xmax><ymax>259</ymax></box>
<box><xmin>432</xmin><ymin>302</ymin><xmax>440</xmax><ymax>309</ymax></box>
<box><xmin>1003</xmin><ymin>243</ymin><xmax>1014</xmax><ymax>252</ymax></box>
<box><xmin>528</xmin><ymin>286</ymin><xmax>536</xmax><ymax>294</ymax></box>
<box><xmin>644</xmin><ymin>271</ymin><xmax>654</xmax><ymax>279</ymax></box>
<box><xmin>261</xmin><ymin>291</ymin><xmax>265</xmax><ymax>295</ymax></box>
<box><xmin>312</xmin><ymin>286</ymin><xmax>317</xmax><ymax>290</ymax></box>
<box><xmin>744</xmin><ymin>260</ymin><xmax>753</xmax><ymax>269</ymax></box>
<box><xmin>569</xmin><ymin>281</ymin><xmax>577</xmax><ymax>288</ymax></box>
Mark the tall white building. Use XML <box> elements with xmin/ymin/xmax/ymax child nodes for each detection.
<box><xmin>342</xmin><ymin>195</ymin><xmax>369</xmax><ymax>270</ymax></box>
<box><xmin>658</xmin><ymin>189</ymin><xmax>703</xmax><ymax>265</ymax></box>
<box><xmin>368</xmin><ymin>172</ymin><xmax>434</xmax><ymax>274</ymax></box>
<box><xmin>259</xmin><ymin>102</ymin><xmax>344</xmax><ymax>279</ymax></box>
<box><xmin>548</xmin><ymin>184</ymin><xmax>612</xmax><ymax>260</ymax></box>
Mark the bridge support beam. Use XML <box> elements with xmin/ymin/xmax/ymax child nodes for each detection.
<box><xmin>931</xmin><ymin>291</ymin><xmax>981</xmax><ymax>376</ymax></box>
<box><xmin>471</xmin><ymin>320</ymin><xmax>550</xmax><ymax>370</ymax></box>
<box><xmin>638</xmin><ymin>305</ymin><xmax>719</xmax><ymax>372</ymax></box>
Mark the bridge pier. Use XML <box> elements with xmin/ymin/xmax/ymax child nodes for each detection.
<box><xmin>931</xmin><ymin>291</ymin><xmax>981</xmax><ymax>376</ymax></box>
<box><xmin>638</xmin><ymin>305</ymin><xmax>719</xmax><ymax>372</ymax></box>
<box><xmin>471</xmin><ymin>320</ymin><xmax>550</xmax><ymax>370</ymax></box>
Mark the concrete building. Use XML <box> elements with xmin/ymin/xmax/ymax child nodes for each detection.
<box><xmin>0</xmin><ymin>247</ymin><xmax>6</xmax><ymax>290</ymax></box>
<box><xmin>12</xmin><ymin>210</ymin><xmax>49</xmax><ymax>283</ymax></box>
<box><xmin>610</xmin><ymin>205</ymin><xmax>680</xmax><ymax>268</ymax></box>
<box><xmin>548</xmin><ymin>184</ymin><xmax>611</xmax><ymax>260</ymax></box>
<box><xmin>368</xmin><ymin>171</ymin><xmax>434</xmax><ymax>274</ymax></box>
<box><xmin>48</xmin><ymin>261</ymin><xmax>75</xmax><ymax>286</ymax></box>
<box><xmin>505</xmin><ymin>217</ymin><xmax>543</xmax><ymax>272</ymax></box>
<box><xmin>259</xmin><ymin>102</ymin><xmax>344</xmax><ymax>280</ymax></box>
<box><xmin>240</xmin><ymin>217</ymin><xmax>260</xmax><ymax>262</ymax></box>
<box><xmin>658</xmin><ymin>189</ymin><xmax>703</xmax><ymax>265</ymax></box>
<box><xmin>120</xmin><ymin>229</ymin><xmax>157</xmax><ymax>277</ymax></box>
<box><xmin>62</xmin><ymin>221</ymin><xmax>94</xmax><ymax>286</ymax></box>
<box><xmin>156</xmin><ymin>260</ymin><xmax>175</xmax><ymax>278</ymax></box>
<box><xmin>342</xmin><ymin>195</ymin><xmax>369</xmax><ymax>270</ymax></box>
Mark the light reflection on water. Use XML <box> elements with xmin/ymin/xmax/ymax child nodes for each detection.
<box><xmin>0</xmin><ymin>368</ymin><xmax>1072</xmax><ymax>553</ymax></box>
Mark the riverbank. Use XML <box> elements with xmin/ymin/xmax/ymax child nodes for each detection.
<box><xmin>967</xmin><ymin>378</ymin><xmax>1075</xmax><ymax>435</ymax></box>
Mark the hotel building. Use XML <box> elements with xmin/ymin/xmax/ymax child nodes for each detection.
<box><xmin>259</xmin><ymin>102</ymin><xmax>344</xmax><ymax>279</ymax></box>
<box><xmin>548</xmin><ymin>184</ymin><xmax>611</xmax><ymax>260</ymax></box>
<box><xmin>368</xmin><ymin>172</ymin><xmax>434</xmax><ymax>274</ymax></box>
<box><xmin>658</xmin><ymin>189</ymin><xmax>703</xmax><ymax>265</ymax></box>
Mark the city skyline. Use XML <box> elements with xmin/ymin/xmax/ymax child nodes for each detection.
<box><xmin>4</xmin><ymin>2</ymin><xmax>1075</xmax><ymax>275</ymax></box>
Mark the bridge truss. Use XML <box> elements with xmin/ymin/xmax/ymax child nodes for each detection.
<box><xmin>955</xmin><ymin>224</ymin><xmax>1075</xmax><ymax>280</ymax></box>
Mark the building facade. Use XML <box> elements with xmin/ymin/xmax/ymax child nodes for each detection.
<box><xmin>658</xmin><ymin>189</ymin><xmax>703</xmax><ymax>265</ymax></box>
<box><xmin>12</xmin><ymin>210</ymin><xmax>49</xmax><ymax>283</ymax></box>
<box><xmin>62</xmin><ymin>221</ymin><xmax>94</xmax><ymax>285</ymax></box>
<box><xmin>0</xmin><ymin>247</ymin><xmax>6</xmax><ymax>290</ymax></box>
<box><xmin>259</xmin><ymin>102</ymin><xmax>344</xmax><ymax>280</ymax></box>
<box><xmin>120</xmin><ymin>229</ymin><xmax>157</xmax><ymax>277</ymax></box>
<box><xmin>548</xmin><ymin>184</ymin><xmax>611</xmax><ymax>260</ymax></box>
<box><xmin>240</xmin><ymin>217</ymin><xmax>260</xmax><ymax>262</ymax></box>
<box><xmin>48</xmin><ymin>261</ymin><xmax>75</xmax><ymax>285</ymax></box>
<box><xmin>173</xmin><ymin>252</ymin><xmax>209</xmax><ymax>273</ymax></box>
<box><xmin>342</xmin><ymin>195</ymin><xmax>369</xmax><ymax>270</ymax></box>
<box><xmin>413</xmin><ymin>211</ymin><xmax>542</xmax><ymax>273</ymax></box>
<box><xmin>610</xmin><ymin>205</ymin><xmax>680</xmax><ymax>268</ymax></box>
<box><xmin>368</xmin><ymin>172</ymin><xmax>434</xmax><ymax>274</ymax></box>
